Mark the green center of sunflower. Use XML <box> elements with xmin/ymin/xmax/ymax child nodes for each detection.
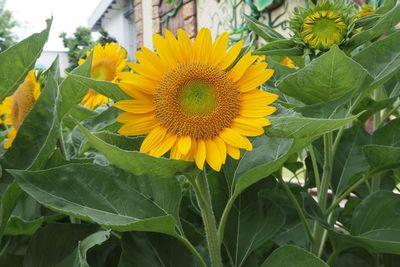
<box><xmin>92</xmin><ymin>59</ymin><xmax>116</xmax><ymax>81</ymax></box>
<box><xmin>302</xmin><ymin>10</ymin><xmax>346</xmax><ymax>49</ymax></box>
<box><xmin>179</xmin><ymin>81</ymin><xmax>217</xmax><ymax>116</ymax></box>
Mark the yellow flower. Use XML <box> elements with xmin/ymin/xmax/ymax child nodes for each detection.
<box><xmin>114</xmin><ymin>28</ymin><xmax>277</xmax><ymax>171</ymax></box>
<box><xmin>281</xmin><ymin>57</ymin><xmax>296</xmax><ymax>69</ymax></box>
<box><xmin>358</xmin><ymin>5</ymin><xmax>374</xmax><ymax>18</ymax></box>
<box><xmin>0</xmin><ymin>70</ymin><xmax>41</xmax><ymax>149</ymax></box>
<box><xmin>302</xmin><ymin>10</ymin><xmax>347</xmax><ymax>49</ymax></box>
<box><xmin>79</xmin><ymin>43</ymin><xmax>127</xmax><ymax>109</ymax></box>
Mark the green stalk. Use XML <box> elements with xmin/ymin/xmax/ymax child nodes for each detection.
<box><xmin>312</xmin><ymin>133</ymin><xmax>333</xmax><ymax>256</ymax></box>
<box><xmin>308</xmin><ymin>145</ymin><xmax>321</xmax><ymax>191</ymax></box>
<box><xmin>217</xmin><ymin>195</ymin><xmax>236</xmax><ymax>246</ymax></box>
<box><xmin>175</xmin><ymin>235</ymin><xmax>208</xmax><ymax>267</ymax></box>
<box><xmin>192</xmin><ymin>170</ymin><xmax>223</xmax><ymax>267</ymax></box>
<box><xmin>277</xmin><ymin>176</ymin><xmax>314</xmax><ymax>243</ymax></box>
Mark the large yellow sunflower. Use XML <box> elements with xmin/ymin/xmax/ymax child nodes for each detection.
<box><xmin>79</xmin><ymin>43</ymin><xmax>127</xmax><ymax>109</ymax></box>
<box><xmin>0</xmin><ymin>70</ymin><xmax>41</xmax><ymax>149</ymax></box>
<box><xmin>114</xmin><ymin>29</ymin><xmax>277</xmax><ymax>171</ymax></box>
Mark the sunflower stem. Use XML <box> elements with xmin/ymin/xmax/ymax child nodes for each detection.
<box><xmin>192</xmin><ymin>169</ymin><xmax>223</xmax><ymax>267</ymax></box>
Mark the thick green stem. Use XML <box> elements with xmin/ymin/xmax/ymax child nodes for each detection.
<box><xmin>308</xmin><ymin>145</ymin><xmax>321</xmax><ymax>191</ymax></box>
<box><xmin>312</xmin><ymin>133</ymin><xmax>333</xmax><ymax>256</ymax></box>
<box><xmin>217</xmin><ymin>195</ymin><xmax>236</xmax><ymax>246</ymax></box>
<box><xmin>277</xmin><ymin>176</ymin><xmax>314</xmax><ymax>243</ymax></box>
<box><xmin>192</xmin><ymin>170</ymin><xmax>223</xmax><ymax>267</ymax></box>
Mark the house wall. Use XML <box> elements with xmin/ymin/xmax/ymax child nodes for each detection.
<box><xmin>36</xmin><ymin>51</ymin><xmax>69</xmax><ymax>76</ymax></box>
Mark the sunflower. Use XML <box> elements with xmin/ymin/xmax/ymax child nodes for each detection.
<box><xmin>290</xmin><ymin>1</ymin><xmax>356</xmax><ymax>50</ymax></box>
<box><xmin>79</xmin><ymin>43</ymin><xmax>127</xmax><ymax>109</ymax></box>
<box><xmin>0</xmin><ymin>70</ymin><xmax>41</xmax><ymax>149</ymax></box>
<box><xmin>114</xmin><ymin>28</ymin><xmax>277</xmax><ymax>171</ymax></box>
<box><xmin>281</xmin><ymin>57</ymin><xmax>296</xmax><ymax>69</ymax></box>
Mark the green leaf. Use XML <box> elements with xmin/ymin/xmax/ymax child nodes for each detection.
<box><xmin>67</xmin><ymin>74</ymin><xmax>129</xmax><ymax>101</ymax></box>
<box><xmin>23</xmin><ymin>223</ymin><xmax>97</xmax><ymax>267</ymax></box>
<box><xmin>10</xmin><ymin>163</ymin><xmax>181</xmax><ymax>234</ymax></box>
<box><xmin>332</xmin><ymin>126</ymin><xmax>371</xmax><ymax>194</ymax></box>
<box><xmin>0</xmin><ymin>181</ymin><xmax>23</xmax><ymax>236</ymax></box>
<box><xmin>0</xmin><ymin>19</ymin><xmax>52</xmax><ymax>101</ymax></box>
<box><xmin>0</xmin><ymin>59</ymin><xmax>61</xmax><ymax>170</ymax></box>
<box><xmin>353</xmin><ymin>31</ymin><xmax>400</xmax><ymax>88</ymax></box>
<box><xmin>244</xmin><ymin>14</ymin><xmax>284</xmax><ymax>42</ymax></box>
<box><xmin>346</xmin><ymin>5</ymin><xmax>400</xmax><ymax>49</ymax></box>
<box><xmin>77</xmin><ymin>122</ymin><xmax>193</xmax><ymax>178</ymax></box>
<box><xmin>256</xmin><ymin>39</ymin><xmax>303</xmax><ymax>56</ymax></box>
<box><xmin>372</xmin><ymin>118</ymin><xmax>400</xmax><ymax>147</ymax></box>
<box><xmin>58</xmin><ymin>230</ymin><xmax>111</xmax><ymax>267</ymax></box>
<box><xmin>118</xmin><ymin>232</ymin><xmax>196</xmax><ymax>267</ymax></box>
<box><xmin>59</xmin><ymin>53</ymin><xmax>92</xmax><ymax>117</ymax></box>
<box><xmin>4</xmin><ymin>216</ymin><xmax>44</xmax><ymax>236</ymax></box>
<box><xmin>363</xmin><ymin>145</ymin><xmax>400</xmax><ymax>172</ymax></box>
<box><xmin>278</xmin><ymin>45</ymin><xmax>372</xmax><ymax>104</ymax></box>
<box><xmin>267</xmin><ymin>113</ymin><xmax>360</xmax><ymax>139</ymax></box>
<box><xmin>261</xmin><ymin>245</ymin><xmax>328</xmax><ymax>267</ymax></box>
<box><xmin>224</xmin><ymin>180</ymin><xmax>286</xmax><ymax>267</ymax></box>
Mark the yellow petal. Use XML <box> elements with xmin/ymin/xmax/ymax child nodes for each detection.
<box><xmin>231</xmin><ymin>118</ymin><xmax>265</xmax><ymax>137</ymax></box>
<box><xmin>150</xmin><ymin>133</ymin><xmax>177</xmax><ymax>157</ymax></box>
<box><xmin>153</xmin><ymin>34</ymin><xmax>178</xmax><ymax>67</ymax></box>
<box><xmin>177</xmin><ymin>29</ymin><xmax>194</xmax><ymax>62</ymax></box>
<box><xmin>228</xmin><ymin>52</ymin><xmax>259</xmax><ymax>82</ymax></box>
<box><xmin>205</xmin><ymin>139</ymin><xmax>222</xmax><ymax>172</ymax></box>
<box><xmin>241</xmin><ymin>90</ymin><xmax>278</xmax><ymax>106</ymax></box>
<box><xmin>177</xmin><ymin>135</ymin><xmax>192</xmax><ymax>155</ymax></box>
<box><xmin>210</xmin><ymin>32</ymin><xmax>229</xmax><ymax>66</ymax></box>
<box><xmin>226</xmin><ymin>144</ymin><xmax>240</xmax><ymax>160</ymax></box>
<box><xmin>219</xmin><ymin>128</ymin><xmax>249</xmax><ymax>149</ymax></box>
<box><xmin>194</xmin><ymin>28</ymin><xmax>212</xmax><ymax>63</ymax></box>
<box><xmin>114</xmin><ymin>100</ymin><xmax>154</xmax><ymax>114</ymax></box>
<box><xmin>236</xmin><ymin>65</ymin><xmax>275</xmax><ymax>92</ymax></box>
<box><xmin>118</xmin><ymin>117</ymin><xmax>159</xmax><ymax>136</ymax></box>
<box><xmin>194</xmin><ymin>139</ymin><xmax>206</xmax><ymax>170</ymax></box>
<box><xmin>140</xmin><ymin>126</ymin><xmax>167</xmax><ymax>153</ymax></box>
<box><xmin>214</xmin><ymin>136</ymin><xmax>227</xmax><ymax>164</ymax></box>
<box><xmin>240</xmin><ymin>106</ymin><xmax>277</xmax><ymax>118</ymax></box>
<box><xmin>219</xmin><ymin>40</ymin><xmax>243</xmax><ymax>70</ymax></box>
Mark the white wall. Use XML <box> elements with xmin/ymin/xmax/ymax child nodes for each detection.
<box><xmin>142</xmin><ymin>0</ymin><xmax>153</xmax><ymax>49</ymax></box>
<box><xmin>36</xmin><ymin>51</ymin><xmax>69</xmax><ymax>76</ymax></box>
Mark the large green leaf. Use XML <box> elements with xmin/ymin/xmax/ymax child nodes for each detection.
<box><xmin>278</xmin><ymin>45</ymin><xmax>372</xmax><ymax>104</ymax></box>
<box><xmin>261</xmin><ymin>245</ymin><xmax>328</xmax><ymax>267</ymax></box>
<box><xmin>256</xmin><ymin>39</ymin><xmax>303</xmax><ymax>56</ymax></box>
<box><xmin>353</xmin><ymin>31</ymin><xmax>400</xmax><ymax>88</ymax></box>
<box><xmin>23</xmin><ymin>223</ymin><xmax>97</xmax><ymax>267</ymax></box>
<box><xmin>363</xmin><ymin>145</ymin><xmax>400</xmax><ymax>173</ymax></box>
<box><xmin>332</xmin><ymin>126</ymin><xmax>371</xmax><ymax>194</ymax></box>
<box><xmin>345</xmin><ymin>5</ymin><xmax>400</xmax><ymax>49</ymax></box>
<box><xmin>372</xmin><ymin>118</ymin><xmax>400</xmax><ymax>147</ymax></box>
<box><xmin>10</xmin><ymin>163</ymin><xmax>181</xmax><ymax>234</ymax></box>
<box><xmin>58</xmin><ymin>230</ymin><xmax>111</xmax><ymax>267</ymax></box>
<box><xmin>77</xmin><ymin>123</ymin><xmax>193</xmax><ymax>178</ymax></box>
<box><xmin>0</xmin><ymin>19</ymin><xmax>51</xmax><ymax>101</ymax></box>
<box><xmin>118</xmin><ymin>232</ymin><xmax>196</xmax><ymax>267</ymax></box>
<box><xmin>67</xmin><ymin>74</ymin><xmax>129</xmax><ymax>101</ymax></box>
<box><xmin>224</xmin><ymin>180</ymin><xmax>286</xmax><ymax>267</ymax></box>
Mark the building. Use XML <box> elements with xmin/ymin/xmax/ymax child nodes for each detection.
<box><xmin>36</xmin><ymin>51</ymin><xmax>69</xmax><ymax>76</ymax></box>
<box><xmin>87</xmin><ymin>0</ymin><xmax>305</xmax><ymax>59</ymax></box>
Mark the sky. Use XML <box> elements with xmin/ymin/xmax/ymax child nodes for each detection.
<box><xmin>5</xmin><ymin>0</ymin><xmax>102</xmax><ymax>51</ymax></box>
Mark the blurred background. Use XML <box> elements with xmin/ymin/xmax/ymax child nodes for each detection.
<box><xmin>0</xmin><ymin>0</ymin><xmax>373</xmax><ymax>75</ymax></box>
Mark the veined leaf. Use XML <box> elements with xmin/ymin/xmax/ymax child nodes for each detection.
<box><xmin>244</xmin><ymin>14</ymin><xmax>284</xmax><ymax>42</ymax></box>
<box><xmin>255</xmin><ymin>39</ymin><xmax>303</xmax><ymax>56</ymax></box>
<box><xmin>0</xmin><ymin>19</ymin><xmax>52</xmax><ymax>101</ymax></box>
<box><xmin>77</xmin><ymin>123</ymin><xmax>193</xmax><ymax>178</ymax></box>
<box><xmin>10</xmin><ymin>163</ymin><xmax>181</xmax><ymax>234</ymax></box>
<box><xmin>278</xmin><ymin>45</ymin><xmax>372</xmax><ymax>104</ymax></box>
<box><xmin>261</xmin><ymin>245</ymin><xmax>328</xmax><ymax>267</ymax></box>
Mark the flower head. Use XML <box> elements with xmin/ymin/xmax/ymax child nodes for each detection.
<box><xmin>79</xmin><ymin>43</ymin><xmax>127</xmax><ymax>109</ymax></box>
<box><xmin>114</xmin><ymin>28</ymin><xmax>277</xmax><ymax>171</ymax></box>
<box><xmin>0</xmin><ymin>70</ymin><xmax>41</xmax><ymax>148</ymax></box>
<box><xmin>290</xmin><ymin>1</ymin><xmax>356</xmax><ymax>50</ymax></box>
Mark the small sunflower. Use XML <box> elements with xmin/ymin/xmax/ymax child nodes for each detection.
<box><xmin>0</xmin><ymin>70</ymin><xmax>41</xmax><ymax>149</ymax></box>
<box><xmin>281</xmin><ymin>57</ymin><xmax>297</xmax><ymax>69</ymax></box>
<box><xmin>290</xmin><ymin>1</ymin><xmax>356</xmax><ymax>50</ymax></box>
<box><xmin>79</xmin><ymin>43</ymin><xmax>127</xmax><ymax>109</ymax></box>
<box><xmin>358</xmin><ymin>4</ymin><xmax>374</xmax><ymax>18</ymax></box>
<box><xmin>114</xmin><ymin>28</ymin><xmax>277</xmax><ymax>171</ymax></box>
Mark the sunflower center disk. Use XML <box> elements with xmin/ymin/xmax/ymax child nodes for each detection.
<box><xmin>92</xmin><ymin>59</ymin><xmax>116</xmax><ymax>81</ymax></box>
<box><xmin>154</xmin><ymin>62</ymin><xmax>240</xmax><ymax>139</ymax></box>
<box><xmin>302</xmin><ymin>10</ymin><xmax>346</xmax><ymax>48</ymax></box>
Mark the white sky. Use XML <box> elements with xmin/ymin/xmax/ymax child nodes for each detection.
<box><xmin>5</xmin><ymin>0</ymin><xmax>102</xmax><ymax>51</ymax></box>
